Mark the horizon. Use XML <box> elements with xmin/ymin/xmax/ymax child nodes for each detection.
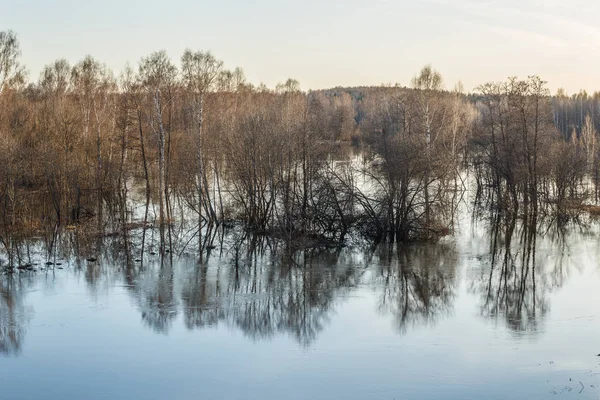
<box><xmin>5</xmin><ymin>0</ymin><xmax>600</xmax><ymax>94</ymax></box>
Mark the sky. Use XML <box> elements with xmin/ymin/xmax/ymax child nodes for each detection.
<box><xmin>3</xmin><ymin>0</ymin><xmax>600</xmax><ymax>93</ymax></box>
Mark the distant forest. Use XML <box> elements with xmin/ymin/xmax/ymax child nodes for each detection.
<box><xmin>1</xmin><ymin>30</ymin><xmax>599</xmax><ymax>254</ymax></box>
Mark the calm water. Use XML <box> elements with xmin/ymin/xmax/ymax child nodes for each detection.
<box><xmin>2</xmin><ymin>215</ymin><xmax>600</xmax><ymax>400</ymax></box>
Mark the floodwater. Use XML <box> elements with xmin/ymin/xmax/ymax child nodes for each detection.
<box><xmin>1</xmin><ymin>214</ymin><xmax>600</xmax><ymax>400</ymax></box>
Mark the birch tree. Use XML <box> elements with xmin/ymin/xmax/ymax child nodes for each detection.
<box><xmin>412</xmin><ymin>65</ymin><xmax>443</xmax><ymax>227</ymax></box>
<box><xmin>181</xmin><ymin>50</ymin><xmax>223</xmax><ymax>249</ymax></box>
<box><xmin>0</xmin><ymin>31</ymin><xmax>26</xmax><ymax>229</ymax></box>
<box><xmin>71</xmin><ymin>56</ymin><xmax>116</xmax><ymax>224</ymax></box>
<box><xmin>139</xmin><ymin>51</ymin><xmax>177</xmax><ymax>252</ymax></box>
<box><xmin>0</xmin><ymin>31</ymin><xmax>25</xmax><ymax>94</ymax></box>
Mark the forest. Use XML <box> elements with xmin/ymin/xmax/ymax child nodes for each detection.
<box><xmin>1</xmin><ymin>30</ymin><xmax>600</xmax><ymax>261</ymax></box>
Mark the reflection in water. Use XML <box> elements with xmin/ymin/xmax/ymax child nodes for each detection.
<box><xmin>373</xmin><ymin>244</ymin><xmax>457</xmax><ymax>334</ymax></box>
<box><xmin>0</xmin><ymin>222</ymin><xmax>461</xmax><ymax>350</ymax></box>
<box><xmin>481</xmin><ymin>215</ymin><xmax>546</xmax><ymax>333</ymax></box>
<box><xmin>178</xmin><ymin>246</ymin><xmax>362</xmax><ymax>346</ymax></box>
<box><xmin>138</xmin><ymin>261</ymin><xmax>178</xmax><ymax>334</ymax></box>
<box><xmin>0</xmin><ymin>212</ymin><xmax>593</xmax><ymax>351</ymax></box>
<box><xmin>470</xmin><ymin>213</ymin><xmax>584</xmax><ymax>334</ymax></box>
<box><xmin>0</xmin><ymin>276</ymin><xmax>33</xmax><ymax>356</ymax></box>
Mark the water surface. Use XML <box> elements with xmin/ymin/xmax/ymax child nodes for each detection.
<box><xmin>2</xmin><ymin>217</ymin><xmax>600</xmax><ymax>400</ymax></box>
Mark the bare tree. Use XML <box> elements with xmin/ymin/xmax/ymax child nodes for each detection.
<box><xmin>71</xmin><ymin>56</ymin><xmax>116</xmax><ymax>226</ymax></box>
<box><xmin>138</xmin><ymin>51</ymin><xmax>177</xmax><ymax>252</ymax></box>
<box><xmin>0</xmin><ymin>31</ymin><xmax>25</xmax><ymax>94</ymax></box>
<box><xmin>181</xmin><ymin>49</ymin><xmax>223</xmax><ymax>252</ymax></box>
<box><xmin>412</xmin><ymin>65</ymin><xmax>444</xmax><ymax>226</ymax></box>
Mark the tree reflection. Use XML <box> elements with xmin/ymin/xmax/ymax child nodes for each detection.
<box><xmin>180</xmin><ymin>263</ymin><xmax>223</xmax><ymax>329</ymax></box>
<box><xmin>0</xmin><ymin>202</ymin><xmax>365</xmax><ymax>349</ymax></box>
<box><xmin>472</xmin><ymin>213</ymin><xmax>553</xmax><ymax>333</ymax></box>
<box><xmin>137</xmin><ymin>259</ymin><xmax>178</xmax><ymax>334</ymax></box>
<box><xmin>1</xmin><ymin>209</ymin><xmax>593</xmax><ymax>354</ymax></box>
<box><xmin>0</xmin><ymin>275</ymin><xmax>33</xmax><ymax>356</ymax></box>
<box><xmin>178</xmin><ymin>245</ymin><xmax>361</xmax><ymax>347</ymax></box>
<box><xmin>373</xmin><ymin>243</ymin><xmax>457</xmax><ymax>334</ymax></box>
<box><xmin>0</xmin><ymin>226</ymin><xmax>458</xmax><ymax>351</ymax></box>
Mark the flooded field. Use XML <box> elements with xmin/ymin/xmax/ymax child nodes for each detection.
<box><xmin>5</xmin><ymin>2</ymin><xmax>600</xmax><ymax>398</ymax></box>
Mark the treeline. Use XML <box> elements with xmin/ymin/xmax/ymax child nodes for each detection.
<box><xmin>0</xmin><ymin>30</ymin><xmax>598</xmax><ymax>255</ymax></box>
<box><xmin>330</xmin><ymin>81</ymin><xmax>600</xmax><ymax>223</ymax></box>
<box><xmin>0</xmin><ymin>32</ymin><xmax>360</xmax><ymax>251</ymax></box>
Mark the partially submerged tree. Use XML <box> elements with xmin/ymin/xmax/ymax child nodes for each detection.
<box><xmin>181</xmin><ymin>49</ymin><xmax>223</xmax><ymax>245</ymax></box>
<box><xmin>138</xmin><ymin>51</ymin><xmax>177</xmax><ymax>251</ymax></box>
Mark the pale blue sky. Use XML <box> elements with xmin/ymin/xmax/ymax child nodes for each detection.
<box><xmin>3</xmin><ymin>0</ymin><xmax>600</xmax><ymax>93</ymax></box>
